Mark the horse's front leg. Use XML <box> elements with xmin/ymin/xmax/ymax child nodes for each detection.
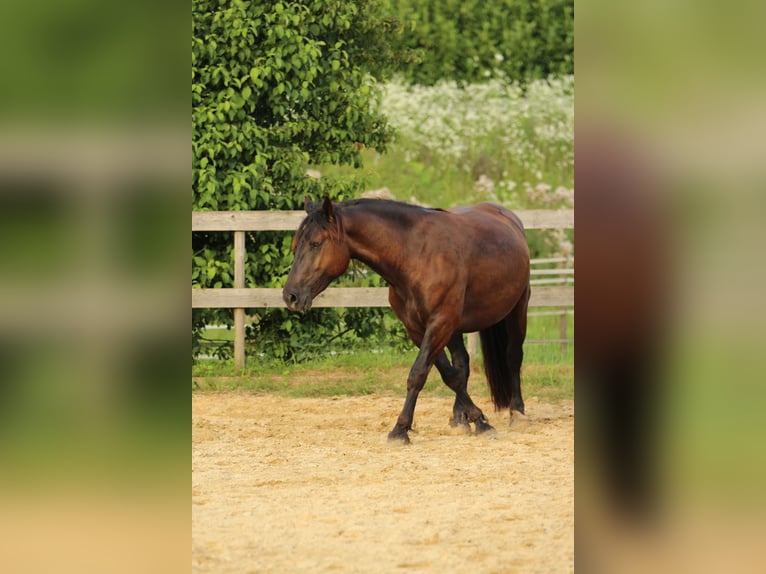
<box><xmin>388</xmin><ymin>328</ymin><xmax>450</xmax><ymax>444</ymax></box>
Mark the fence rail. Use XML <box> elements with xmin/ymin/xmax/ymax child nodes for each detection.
<box><xmin>191</xmin><ymin>208</ymin><xmax>574</xmax><ymax>232</ymax></box>
<box><xmin>192</xmin><ymin>285</ymin><xmax>573</xmax><ymax>309</ymax></box>
<box><xmin>192</xmin><ymin>208</ymin><xmax>574</xmax><ymax>368</ymax></box>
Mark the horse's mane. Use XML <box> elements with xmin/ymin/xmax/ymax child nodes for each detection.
<box><xmin>295</xmin><ymin>198</ymin><xmax>443</xmax><ymax>249</ymax></box>
<box><xmin>339</xmin><ymin>198</ymin><xmax>444</xmax><ymax>227</ymax></box>
<box><xmin>293</xmin><ymin>204</ymin><xmax>339</xmax><ymax>249</ymax></box>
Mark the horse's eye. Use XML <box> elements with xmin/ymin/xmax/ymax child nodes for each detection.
<box><xmin>309</xmin><ymin>240</ymin><xmax>322</xmax><ymax>249</ymax></box>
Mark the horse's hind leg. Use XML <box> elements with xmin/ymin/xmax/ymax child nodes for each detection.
<box><xmin>434</xmin><ymin>351</ymin><xmax>470</xmax><ymax>432</ymax></box>
<box><xmin>506</xmin><ymin>285</ymin><xmax>530</xmax><ymax>415</ymax></box>
<box><xmin>435</xmin><ymin>332</ymin><xmax>494</xmax><ymax>434</ymax></box>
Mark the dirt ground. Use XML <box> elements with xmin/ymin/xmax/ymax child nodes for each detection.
<box><xmin>192</xmin><ymin>393</ymin><xmax>574</xmax><ymax>573</ymax></box>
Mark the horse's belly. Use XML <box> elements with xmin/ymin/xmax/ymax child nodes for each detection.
<box><xmin>459</xmin><ymin>260</ymin><xmax>528</xmax><ymax>331</ymax></box>
<box><xmin>459</xmin><ymin>289</ymin><xmax>520</xmax><ymax>332</ymax></box>
<box><xmin>459</xmin><ymin>304</ymin><xmax>514</xmax><ymax>332</ymax></box>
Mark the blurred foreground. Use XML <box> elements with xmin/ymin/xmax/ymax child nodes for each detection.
<box><xmin>576</xmin><ymin>1</ymin><xmax>766</xmax><ymax>572</ymax></box>
<box><xmin>0</xmin><ymin>2</ymin><xmax>188</xmax><ymax>572</ymax></box>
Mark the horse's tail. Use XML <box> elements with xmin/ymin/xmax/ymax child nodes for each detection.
<box><xmin>479</xmin><ymin>319</ymin><xmax>513</xmax><ymax>410</ymax></box>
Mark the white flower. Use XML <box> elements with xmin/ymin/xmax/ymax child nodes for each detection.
<box><xmin>379</xmin><ymin>75</ymin><xmax>574</xmax><ymax>194</ymax></box>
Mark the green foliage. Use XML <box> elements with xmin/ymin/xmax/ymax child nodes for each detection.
<box><xmin>381</xmin><ymin>0</ymin><xmax>574</xmax><ymax>85</ymax></box>
<box><xmin>192</xmin><ymin>0</ymin><xmax>400</xmax><ymax>361</ymax></box>
<box><xmin>192</xmin><ymin>0</ymin><xmax>397</xmax><ymax>210</ymax></box>
<box><xmin>241</xmin><ymin>306</ymin><xmax>409</xmax><ymax>363</ymax></box>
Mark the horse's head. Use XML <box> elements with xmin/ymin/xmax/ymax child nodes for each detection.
<box><xmin>283</xmin><ymin>197</ymin><xmax>350</xmax><ymax>312</ymax></box>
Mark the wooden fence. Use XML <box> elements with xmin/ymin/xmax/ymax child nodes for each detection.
<box><xmin>192</xmin><ymin>209</ymin><xmax>574</xmax><ymax>368</ymax></box>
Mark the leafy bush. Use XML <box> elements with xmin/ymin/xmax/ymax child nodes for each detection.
<box><xmin>192</xmin><ymin>0</ymin><xmax>401</xmax><ymax>361</ymax></box>
<box><xmin>381</xmin><ymin>0</ymin><xmax>574</xmax><ymax>85</ymax></box>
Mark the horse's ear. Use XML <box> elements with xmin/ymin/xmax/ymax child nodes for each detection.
<box><xmin>303</xmin><ymin>196</ymin><xmax>315</xmax><ymax>213</ymax></box>
<box><xmin>322</xmin><ymin>196</ymin><xmax>335</xmax><ymax>223</ymax></box>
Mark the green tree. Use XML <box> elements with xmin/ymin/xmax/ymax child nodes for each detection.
<box><xmin>382</xmin><ymin>0</ymin><xmax>574</xmax><ymax>85</ymax></box>
<box><xmin>192</xmin><ymin>0</ymin><xmax>400</xmax><ymax>361</ymax></box>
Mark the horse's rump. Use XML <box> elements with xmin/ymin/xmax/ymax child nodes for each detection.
<box><xmin>443</xmin><ymin>204</ymin><xmax>530</xmax><ymax>331</ymax></box>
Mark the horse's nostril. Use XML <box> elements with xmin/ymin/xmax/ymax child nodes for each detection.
<box><xmin>284</xmin><ymin>290</ymin><xmax>299</xmax><ymax>308</ymax></box>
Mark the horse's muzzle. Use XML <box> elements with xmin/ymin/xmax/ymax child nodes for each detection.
<box><xmin>283</xmin><ymin>288</ymin><xmax>312</xmax><ymax>313</ymax></box>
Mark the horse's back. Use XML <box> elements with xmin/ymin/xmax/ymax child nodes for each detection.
<box><xmin>449</xmin><ymin>202</ymin><xmax>525</xmax><ymax>235</ymax></box>
<box><xmin>447</xmin><ymin>203</ymin><xmax>527</xmax><ymax>252</ymax></box>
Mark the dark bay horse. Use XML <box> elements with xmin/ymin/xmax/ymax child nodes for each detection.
<box><xmin>283</xmin><ymin>197</ymin><xmax>530</xmax><ymax>443</ymax></box>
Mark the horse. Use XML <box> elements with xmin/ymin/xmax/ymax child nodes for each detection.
<box><xmin>283</xmin><ymin>197</ymin><xmax>530</xmax><ymax>444</ymax></box>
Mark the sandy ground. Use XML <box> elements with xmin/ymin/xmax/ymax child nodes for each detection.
<box><xmin>192</xmin><ymin>393</ymin><xmax>574</xmax><ymax>573</ymax></box>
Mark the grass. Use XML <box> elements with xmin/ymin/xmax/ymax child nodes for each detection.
<box><xmin>194</xmin><ymin>312</ymin><xmax>573</xmax><ymax>398</ymax></box>
<box><xmin>193</xmin><ymin>313</ymin><xmax>574</xmax><ymax>403</ymax></box>
<box><xmin>324</xmin><ymin>148</ymin><xmax>479</xmax><ymax>208</ymax></box>
<box><xmin>196</xmin><ymin>310</ymin><xmax>573</xmax><ymax>360</ymax></box>
<box><xmin>192</xmin><ymin>348</ymin><xmax>572</xmax><ymax>403</ymax></box>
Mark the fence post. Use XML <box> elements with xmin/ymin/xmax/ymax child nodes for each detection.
<box><xmin>467</xmin><ymin>332</ymin><xmax>479</xmax><ymax>365</ymax></box>
<box><xmin>233</xmin><ymin>230</ymin><xmax>246</xmax><ymax>370</ymax></box>
<box><xmin>559</xmin><ymin>308</ymin><xmax>567</xmax><ymax>353</ymax></box>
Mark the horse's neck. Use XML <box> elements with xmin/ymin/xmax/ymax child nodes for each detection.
<box><xmin>341</xmin><ymin>208</ymin><xmax>411</xmax><ymax>286</ymax></box>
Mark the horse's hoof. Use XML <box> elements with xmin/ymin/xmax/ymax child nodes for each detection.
<box><xmin>449</xmin><ymin>412</ymin><xmax>467</xmax><ymax>427</ymax></box>
<box><xmin>387</xmin><ymin>430</ymin><xmax>411</xmax><ymax>445</ymax></box>
<box><xmin>474</xmin><ymin>419</ymin><xmax>496</xmax><ymax>435</ymax></box>
<box><xmin>510</xmin><ymin>410</ymin><xmax>529</xmax><ymax>429</ymax></box>
<box><xmin>449</xmin><ymin>416</ymin><xmax>472</xmax><ymax>434</ymax></box>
